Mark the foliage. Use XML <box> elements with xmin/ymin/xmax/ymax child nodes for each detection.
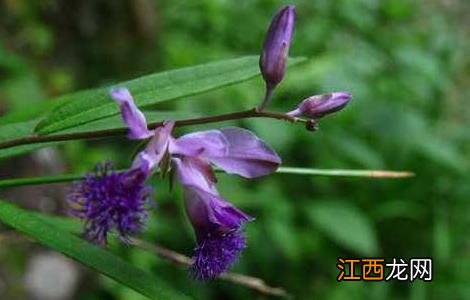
<box><xmin>0</xmin><ymin>0</ymin><xmax>468</xmax><ymax>299</ymax></box>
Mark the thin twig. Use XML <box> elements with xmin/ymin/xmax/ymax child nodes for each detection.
<box><xmin>0</xmin><ymin>230</ymin><xmax>34</xmax><ymax>244</ymax></box>
<box><xmin>0</xmin><ymin>108</ymin><xmax>305</xmax><ymax>150</ymax></box>
<box><xmin>131</xmin><ymin>238</ymin><xmax>290</xmax><ymax>298</ymax></box>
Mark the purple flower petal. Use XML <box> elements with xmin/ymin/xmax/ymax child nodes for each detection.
<box><xmin>173</xmin><ymin>156</ymin><xmax>252</xmax><ymax>232</ymax></box>
<box><xmin>172</xmin><ymin>156</ymin><xmax>218</xmax><ymax>195</ymax></box>
<box><xmin>135</xmin><ymin>121</ymin><xmax>175</xmax><ymax>170</ymax></box>
<box><xmin>110</xmin><ymin>87</ymin><xmax>154</xmax><ymax>140</ymax></box>
<box><xmin>170</xmin><ymin>130</ymin><xmax>228</xmax><ymax>158</ymax></box>
<box><xmin>210</xmin><ymin>127</ymin><xmax>281</xmax><ymax>178</ymax></box>
<box><xmin>184</xmin><ymin>185</ymin><xmax>253</xmax><ymax>232</ymax></box>
<box><xmin>172</xmin><ymin>127</ymin><xmax>281</xmax><ymax>178</ymax></box>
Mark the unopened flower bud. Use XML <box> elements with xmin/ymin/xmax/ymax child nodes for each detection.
<box><xmin>259</xmin><ymin>5</ymin><xmax>296</xmax><ymax>89</ymax></box>
<box><xmin>287</xmin><ymin>92</ymin><xmax>352</xmax><ymax>119</ymax></box>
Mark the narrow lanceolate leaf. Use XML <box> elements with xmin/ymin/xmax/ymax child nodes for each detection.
<box><xmin>35</xmin><ymin>56</ymin><xmax>306</xmax><ymax>135</ymax></box>
<box><xmin>0</xmin><ymin>201</ymin><xmax>191</xmax><ymax>300</ymax></box>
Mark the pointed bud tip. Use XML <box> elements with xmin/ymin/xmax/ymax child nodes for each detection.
<box><xmin>287</xmin><ymin>91</ymin><xmax>353</xmax><ymax>119</ymax></box>
<box><xmin>332</xmin><ymin>91</ymin><xmax>352</xmax><ymax>101</ymax></box>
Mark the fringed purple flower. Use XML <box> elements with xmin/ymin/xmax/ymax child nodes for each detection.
<box><xmin>192</xmin><ymin>231</ymin><xmax>247</xmax><ymax>280</ymax></box>
<box><xmin>173</xmin><ymin>157</ymin><xmax>253</xmax><ymax>279</ymax></box>
<box><xmin>68</xmin><ymin>162</ymin><xmax>151</xmax><ymax>245</ymax></box>
<box><xmin>169</xmin><ymin>128</ymin><xmax>280</xmax><ymax>278</ymax></box>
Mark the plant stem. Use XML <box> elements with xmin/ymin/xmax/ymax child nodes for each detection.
<box><xmin>256</xmin><ymin>83</ymin><xmax>275</xmax><ymax>112</ymax></box>
<box><xmin>131</xmin><ymin>238</ymin><xmax>289</xmax><ymax>297</ymax></box>
<box><xmin>0</xmin><ymin>167</ymin><xmax>414</xmax><ymax>188</ymax></box>
<box><xmin>0</xmin><ymin>108</ymin><xmax>305</xmax><ymax>150</ymax></box>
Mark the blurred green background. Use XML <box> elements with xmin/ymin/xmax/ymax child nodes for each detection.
<box><xmin>0</xmin><ymin>0</ymin><xmax>469</xmax><ymax>299</ymax></box>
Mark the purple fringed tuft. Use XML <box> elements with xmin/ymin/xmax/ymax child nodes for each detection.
<box><xmin>67</xmin><ymin>162</ymin><xmax>151</xmax><ymax>245</ymax></box>
<box><xmin>190</xmin><ymin>229</ymin><xmax>247</xmax><ymax>280</ymax></box>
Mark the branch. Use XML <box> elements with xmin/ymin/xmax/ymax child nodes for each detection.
<box><xmin>0</xmin><ymin>108</ymin><xmax>307</xmax><ymax>150</ymax></box>
<box><xmin>131</xmin><ymin>238</ymin><xmax>290</xmax><ymax>298</ymax></box>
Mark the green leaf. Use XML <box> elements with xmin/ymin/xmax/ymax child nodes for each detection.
<box><xmin>0</xmin><ymin>200</ymin><xmax>191</xmax><ymax>300</ymax></box>
<box><xmin>0</xmin><ymin>120</ymin><xmax>37</xmax><ymax>142</ymax></box>
<box><xmin>307</xmin><ymin>200</ymin><xmax>379</xmax><ymax>256</ymax></box>
<box><xmin>35</xmin><ymin>56</ymin><xmax>306</xmax><ymax>134</ymax></box>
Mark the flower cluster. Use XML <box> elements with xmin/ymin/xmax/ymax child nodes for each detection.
<box><xmin>70</xmin><ymin>87</ymin><xmax>280</xmax><ymax>279</ymax></box>
<box><xmin>258</xmin><ymin>5</ymin><xmax>352</xmax><ymax>123</ymax></box>
<box><xmin>68</xmin><ymin>4</ymin><xmax>352</xmax><ymax>280</ymax></box>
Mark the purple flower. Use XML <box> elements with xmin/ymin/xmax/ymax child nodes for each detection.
<box><xmin>258</xmin><ymin>5</ymin><xmax>296</xmax><ymax>110</ymax></box>
<box><xmin>169</xmin><ymin>127</ymin><xmax>279</xmax><ymax>278</ymax></box>
<box><xmin>287</xmin><ymin>92</ymin><xmax>352</xmax><ymax>119</ymax></box>
<box><xmin>110</xmin><ymin>87</ymin><xmax>281</xmax><ymax>278</ymax></box>
<box><xmin>173</xmin><ymin>157</ymin><xmax>253</xmax><ymax>279</ymax></box>
<box><xmin>170</xmin><ymin>129</ymin><xmax>278</xmax><ymax>278</ymax></box>
<box><xmin>68</xmin><ymin>161</ymin><xmax>151</xmax><ymax>245</ymax></box>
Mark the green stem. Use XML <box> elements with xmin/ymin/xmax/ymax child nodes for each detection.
<box><xmin>256</xmin><ymin>83</ymin><xmax>275</xmax><ymax>112</ymax></box>
<box><xmin>0</xmin><ymin>167</ymin><xmax>414</xmax><ymax>188</ymax></box>
<box><xmin>277</xmin><ymin>167</ymin><xmax>415</xmax><ymax>178</ymax></box>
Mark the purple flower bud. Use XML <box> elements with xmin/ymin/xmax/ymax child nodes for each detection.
<box><xmin>259</xmin><ymin>5</ymin><xmax>296</xmax><ymax>89</ymax></box>
<box><xmin>68</xmin><ymin>162</ymin><xmax>151</xmax><ymax>245</ymax></box>
<box><xmin>287</xmin><ymin>92</ymin><xmax>352</xmax><ymax>119</ymax></box>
